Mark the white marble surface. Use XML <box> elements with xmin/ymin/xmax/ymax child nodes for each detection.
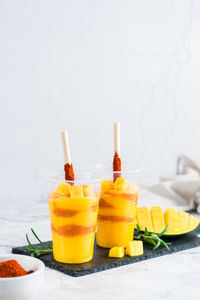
<box><xmin>1</xmin><ymin>195</ymin><xmax>200</xmax><ymax>300</ymax></box>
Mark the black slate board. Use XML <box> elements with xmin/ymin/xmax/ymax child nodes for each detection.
<box><xmin>12</xmin><ymin>229</ymin><xmax>200</xmax><ymax>277</ymax></box>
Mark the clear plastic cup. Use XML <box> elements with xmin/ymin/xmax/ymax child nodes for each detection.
<box><xmin>96</xmin><ymin>169</ymin><xmax>141</xmax><ymax>248</ymax></box>
<box><xmin>47</xmin><ymin>173</ymin><xmax>100</xmax><ymax>264</ymax></box>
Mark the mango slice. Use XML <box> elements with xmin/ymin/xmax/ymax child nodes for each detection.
<box><xmin>83</xmin><ymin>185</ymin><xmax>95</xmax><ymax>197</ymax></box>
<box><xmin>54</xmin><ymin>182</ymin><xmax>71</xmax><ymax>196</ymax></box>
<box><xmin>114</xmin><ymin>177</ymin><xmax>130</xmax><ymax>192</ymax></box>
<box><xmin>136</xmin><ymin>207</ymin><xmax>154</xmax><ymax>232</ymax></box>
<box><xmin>109</xmin><ymin>246</ymin><xmax>124</xmax><ymax>258</ymax></box>
<box><xmin>178</xmin><ymin>211</ymin><xmax>188</xmax><ymax>233</ymax></box>
<box><xmin>126</xmin><ymin>241</ymin><xmax>143</xmax><ymax>257</ymax></box>
<box><xmin>164</xmin><ymin>208</ymin><xmax>179</xmax><ymax>234</ymax></box>
<box><xmin>70</xmin><ymin>186</ymin><xmax>83</xmax><ymax>198</ymax></box>
<box><xmin>150</xmin><ymin>206</ymin><xmax>165</xmax><ymax>234</ymax></box>
<box><xmin>188</xmin><ymin>215</ymin><xmax>200</xmax><ymax>231</ymax></box>
<box><xmin>136</xmin><ymin>206</ymin><xmax>200</xmax><ymax>236</ymax></box>
<box><xmin>101</xmin><ymin>180</ymin><xmax>114</xmax><ymax>195</ymax></box>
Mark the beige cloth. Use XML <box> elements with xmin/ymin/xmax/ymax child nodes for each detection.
<box><xmin>141</xmin><ymin>155</ymin><xmax>200</xmax><ymax>213</ymax></box>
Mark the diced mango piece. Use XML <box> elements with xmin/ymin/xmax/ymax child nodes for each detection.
<box><xmin>178</xmin><ymin>211</ymin><xmax>188</xmax><ymax>233</ymax></box>
<box><xmin>188</xmin><ymin>215</ymin><xmax>200</xmax><ymax>231</ymax></box>
<box><xmin>109</xmin><ymin>246</ymin><xmax>124</xmax><ymax>258</ymax></box>
<box><xmin>54</xmin><ymin>182</ymin><xmax>71</xmax><ymax>196</ymax></box>
<box><xmin>164</xmin><ymin>208</ymin><xmax>179</xmax><ymax>233</ymax></box>
<box><xmin>150</xmin><ymin>206</ymin><xmax>165</xmax><ymax>233</ymax></box>
<box><xmin>83</xmin><ymin>185</ymin><xmax>95</xmax><ymax>197</ymax></box>
<box><xmin>136</xmin><ymin>207</ymin><xmax>154</xmax><ymax>232</ymax></box>
<box><xmin>70</xmin><ymin>185</ymin><xmax>83</xmax><ymax>197</ymax></box>
<box><xmin>126</xmin><ymin>241</ymin><xmax>143</xmax><ymax>257</ymax></box>
<box><xmin>114</xmin><ymin>177</ymin><xmax>130</xmax><ymax>192</ymax></box>
<box><xmin>101</xmin><ymin>180</ymin><xmax>114</xmax><ymax>195</ymax></box>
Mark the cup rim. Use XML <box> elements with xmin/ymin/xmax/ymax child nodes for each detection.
<box><xmin>86</xmin><ymin>163</ymin><xmax>143</xmax><ymax>174</ymax></box>
<box><xmin>44</xmin><ymin>167</ymin><xmax>143</xmax><ymax>184</ymax></box>
<box><xmin>112</xmin><ymin>168</ymin><xmax>143</xmax><ymax>174</ymax></box>
<box><xmin>45</xmin><ymin>172</ymin><xmax>102</xmax><ymax>184</ymax></box>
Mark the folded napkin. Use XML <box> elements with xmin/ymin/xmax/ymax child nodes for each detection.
<box><xmin>140</xmin><ymin>155</ymin><xmax>200</xmax><ymax>213</ymax></box>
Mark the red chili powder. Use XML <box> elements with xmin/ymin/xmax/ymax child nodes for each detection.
<box><xmin>113</xmin><ymin>152</ymin><xmax>121</xmax><ymax>181</ymax></box>
<box><xmin>0</xmin><ymin>259</ymin><xmax>33</xmax><ymax>278</ymax></box>
<box><xmin>64</xmin><ymin>162</ymin><xmax>75</xmax><ymax>182</ymax></box>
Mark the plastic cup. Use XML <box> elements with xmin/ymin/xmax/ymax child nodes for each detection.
<box><xmin>48</xmin><ymin>173</ymin><xmax>100</xmax><ymax>264</ymax></box>
<box><xmin>96</xmin><ymin>169</ymin><xmax>141</xmax><ymax>248</ymax></box>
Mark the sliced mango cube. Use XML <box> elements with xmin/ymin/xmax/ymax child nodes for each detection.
<box><xmin>70</xmin><ymin>185</ymin><xmax>83</xmax><ymax>197</ymax></box>
<box><xmin>164</xmin><ymin>208</ymin><xmax>179</xmax><ymax>233</ymax></box>
<box><xmin>109</xmin><ymin>246</ymin><xmax>124</xmax><ymax>258</ymax></box>
<box><xmin>114</xmin><ymin>177</ymin><xmax>130</xmax><ymax>192</ymax></box>
<box><xmin>126</xmin><ymin>241</ymin><xmax>143</xmax><ymax>257</ymax></box>
<box><xmin>150</xmin><ymin>206</ymin><xmax>165</xmax><ymax>233</ymax></box>
<box><xmin>178</xmin><ymin>211</ymin><xmax>188</xmax><ymax>233</ymax></box>
<box><xmin>54</xmin><ymin>182</ymin><xmax>71</xmax><ymax>196</ymax></box>
<box><xmin>188</xmin><ymin>215</ymin><xmax>200</xmax><ymax>231</ymax></box>
<box><xmin>101</xmin><ymin>180</ymin><xmax>114</xmax><ymax>195</ymax></box>
<box><xmin>83</xmin><ymin>185</ymin><xmax>94</xmax><ymax>197</ymax></box>
<box><xmin>136</xmin><ymin>207</ymin><xmax>153</xmax><ymax>232</ymax></box>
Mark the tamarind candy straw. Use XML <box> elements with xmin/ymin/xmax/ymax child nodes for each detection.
<box><xmin>61</xmin><ymin>131</ymin><xmax>75</xmax><ymax>181</ymax></box>
<box><xmin>113</xmin><ymin>123</ymin><xmax>121</xmax><ymax>181</ymax></box>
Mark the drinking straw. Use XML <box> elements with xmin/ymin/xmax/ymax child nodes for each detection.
<box><xmin>61</xmin><ymin>131</ymin><xmax>75</xmax><ymax>181</ymax></box>
<box><xmin>113</xmin><ymin>123</ymin><xmax>121</xmax><ymax>181</ymax></box>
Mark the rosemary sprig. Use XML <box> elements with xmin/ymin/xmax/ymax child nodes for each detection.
<box><xmin>25</xmin><ymin>225</ymin><xmax>171</xmax><ymax>258</ymax></box>
<box><xmin>135</xmin><ymin>224</ymin><xmax>171</xmax><ymax>251</ymax></box>
<box><xmin>25</xmin><ymin>228</ymin><xmax>53</xmax><ymax>257</ymax></box>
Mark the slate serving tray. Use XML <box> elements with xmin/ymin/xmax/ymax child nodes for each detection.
<box><xmin>12</xmin><ymin>227</ymin><xmax>200</xmax><ymax>277</ymax></box>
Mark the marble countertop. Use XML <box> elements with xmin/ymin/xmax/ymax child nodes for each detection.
<box><xmin>1</xmin><ymin>198</ymin><xmax>200</xmax><ymax>300</ymax></box>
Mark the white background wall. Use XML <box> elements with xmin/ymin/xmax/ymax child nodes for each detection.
<box><xmin>1</xmin><ymin>0</ymin><xmax>200</xmax><ymax>202</ymax></box>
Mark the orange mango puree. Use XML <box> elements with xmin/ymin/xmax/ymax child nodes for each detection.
<box><xmin>97</xmin><ymin>178</ymin><xmax>138</xmax><ymax>248</ymax></box>
<box><xmin>49</xmin><ymin>183</ymin><xmax>99</xmax><ymax>263</ymax></box>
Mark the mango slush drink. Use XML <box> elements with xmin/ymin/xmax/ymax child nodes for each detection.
<box><xmin>96</xmin><ymin>176</ymin><xmax>139</xmax><ymax>248</ymax></box>
<box><xmin>48</xmin><ymin>181</ymin><xmax>99</xmax><ymax>264</ymax></box>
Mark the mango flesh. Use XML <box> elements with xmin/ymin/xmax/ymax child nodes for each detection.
<box><xmin>49</xmin><ymin>183</ymin><xmax>99</xmax><ymax>264</ymax></box>
<box><xmin>164</xmin><ymin>208</ymin><xmax>179</xmax><ymax>234</ymax></box>
<box><xmin>101</xmin><ymin>180</ymin><xmax>114</xmax><ymax>195</ymax></box>
<box><xmin>114</xmin><ymin>177</ymin><xmax>130</xmax><ymax>192</ymax></box>
<box><xmin>109</xmin><ymin>246</ymin><xmax>125</xmax><ymax>258</ymax></box>
<box><xmin>136</xmin><ymin>206</ymin><xmax>200</xmax><ymax>235</ymax></box>
<box><xmin>97</xmin><ymin>177</ymin><xmax>139</xmax><ymax>248</ymax></box>
<box><xmin>51</xmin><ymin>182</ymin><xmax>96</xmax><ymax>199</ymax></box>
<box><xmin>150</xmin><ymin>206</ymin><xmax>165</xmax><ymax>233</ymax></box>
<box><xmin>188</xmin><ymin>215</ymin><xmax>200</xmax><ymax>231</ymax></box>
<box><xmin>136</xmin><ymin>207</ymin><xmax>154</xmax><ymax>232</ymax></box>
<box><xmin>53</xmin><ymin>182</ymin><xmax>71</xmax><ymax>197</ymax></box>
<box><xmin>178</xmin><ymin>211</ymin><xmax>188</xmax><ymax>232</ymax></box>
<box><xmin>83</xmin><ymin>185</ymin><xmax>95</xmax><ymax>197</ymax></box>
<box><xmin>70</xmin><ymin>186</ymin><xmax>84</xmax><ymax>198</ymax></box>
<box><xmin>126</xmin><ymin>241</ymin><xmax>143</xmax><ymax>257</ymax></box>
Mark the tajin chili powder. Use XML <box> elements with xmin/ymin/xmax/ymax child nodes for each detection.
<box><xmin>64</xmin><ymin>162</ymin><xmax>75</xmax><ymax>182</ymax></box>
<box><xmin>0</xmin><ymin>259</ymin><xmax>33</xmax><ymax>278</ymax></box>
<box><xmin>113</xmin><ymin>152</ymin><xmax>121</xmax><ymax>181</ymax></box>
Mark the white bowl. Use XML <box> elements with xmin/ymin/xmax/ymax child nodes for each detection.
<box><xmin>0</xmin><ymin>254</ymin><xmax>45</xmax><ymax>300</ymax></box>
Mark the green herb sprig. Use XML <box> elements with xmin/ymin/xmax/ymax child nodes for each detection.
<box><xmin>134</xmin><ymin>224</ymin><xmax>171</xmax><ymax>251</ymax></box>
<box><xmin>25</xmin><ymin>228</ymin><xmax>53</xmax><ymax>257</ymax></box>
<box><xmin>25</xmin><ymin>225</ymin><xmax>171</xmax><ymax>258</ymax></box>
